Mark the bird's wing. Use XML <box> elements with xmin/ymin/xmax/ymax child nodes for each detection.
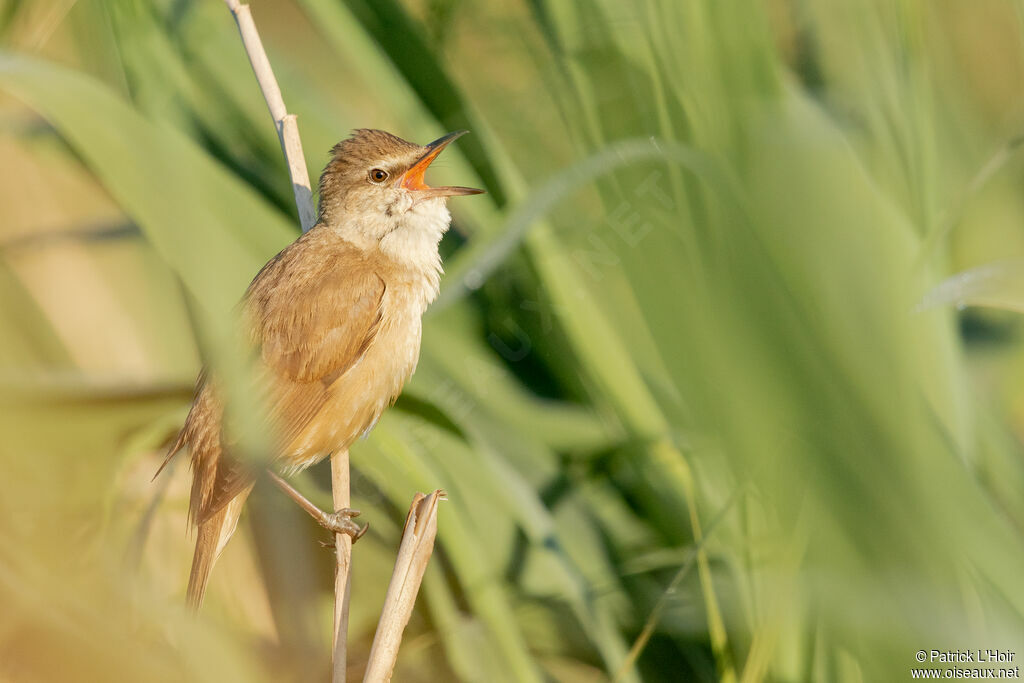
<box><xmin>245</xmin><ymin>240</ymin><xmax>387</xmax><ymax>452</ymax></box>
<box><xmin>253</xmin><ymin>272</ymin><xmax>385</xmax><ymax>384</ymax></box>
<box><xmin>169</xmin><ymin>237</ymin><xmax>385</xmax><ymax>527</ymax></box>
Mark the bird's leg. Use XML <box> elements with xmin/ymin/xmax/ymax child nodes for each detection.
<box><xmin>268</xmin><ymin>471</ymin><xmax>368</xmax><ymax>542</ymax></box>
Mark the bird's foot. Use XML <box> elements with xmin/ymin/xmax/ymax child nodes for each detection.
<box><xmin>268</xmin><ymin>471</ymin><xmax>369</xmax><ymax>544</ymax></box>
<box><xmin>319</xmin><ymin>507</ymin><xmax>369</xmax><ymax>542</ymax></box>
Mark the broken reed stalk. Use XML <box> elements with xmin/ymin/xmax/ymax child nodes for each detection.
<box><xmin>364</xmin><ymin>490</ymin><xmax>446</xmax><ymax>683</ymax></box>
<box><xmin>222</xmin><ymin>0</ymin><xmax>316</xmax><ymax>233</ymax></box>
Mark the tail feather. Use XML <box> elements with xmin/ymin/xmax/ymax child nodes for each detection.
<box><xmin>186</xmin><ymin>485</ymin><xmax>253</xmax><ymax>609</ymax></box>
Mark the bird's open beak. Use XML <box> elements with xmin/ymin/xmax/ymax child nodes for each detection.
<box><xmin>400</xmin><ymin>130</ymin><xmax>485</xmax><ymax>198</ymax></box>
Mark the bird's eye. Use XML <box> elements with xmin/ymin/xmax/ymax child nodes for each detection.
<box><xmin>368</xmin><ymin>168</ymin><xmax>389</xmax><ymax>184</ymax></box>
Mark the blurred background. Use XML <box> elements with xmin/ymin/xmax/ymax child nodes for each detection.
<box><xmin>2</xmin><ymin>0</ymin><xmax>1024</xmax><ymax>681</ymax></box>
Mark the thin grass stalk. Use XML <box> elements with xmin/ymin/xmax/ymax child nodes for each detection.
<box><xmin>220</xmin><ymin>1</ymin><xmax>351</xmax><ymax>678</ymax></box>
<box><xmin>222</xmin><ymin>0</ymin><xmax>316</xmax><ymax>233</ymax></box>
<box><xmin>614</xmin><ymin>489</ymin><xmax>739</xmax><ymax>683</ymax></box>
<box><xmin>332</xmin><ymin>450</ymin><xmax>353</xmax><ymax>683</ymax></box>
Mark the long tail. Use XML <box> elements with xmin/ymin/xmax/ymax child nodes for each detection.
<box><xmin>186</xmin><ymin>485</ymin><xmax>254</xmax><ymax>609</ymax></box>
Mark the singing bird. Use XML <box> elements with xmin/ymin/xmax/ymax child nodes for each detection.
<box><xmin>159</xmin><ymin>129</ymin><xmax>483</xmax><ymax>608</ymax></box>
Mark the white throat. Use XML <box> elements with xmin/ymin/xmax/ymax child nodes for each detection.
<box><xmin>378</xmin><ymin>198</ymin><xmax>451</xmax><ymax>302</ymax></box>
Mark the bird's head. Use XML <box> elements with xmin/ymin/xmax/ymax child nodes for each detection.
<box><xmin>317</xmin><ymin>129</ymin><xmax>483</xmax><ymax>244</ymax></box>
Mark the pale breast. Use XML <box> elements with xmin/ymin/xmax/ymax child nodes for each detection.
<box><xmin>282</xmin><ymin>272</ymin><xmax>428</xmax><ymax>470</ymax></box>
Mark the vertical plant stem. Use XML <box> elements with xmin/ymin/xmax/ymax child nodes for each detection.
<box><xmin>221</xmin><ymin>1</ymin><xmax>347</xmax><ymax>677</ymax></box>
<box><xmin>332</xmin><ymin>449</ymin><xmax>353</xmax><ymax>683</ymax></box>
<box><xmin>222</xmin><ymin>0</ymin><xmax>316</xmax><ymax>233</ymax></box>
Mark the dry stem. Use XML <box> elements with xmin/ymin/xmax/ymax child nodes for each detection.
<box><xmin>222</xmin><ymin>0</ymin><xmax>316</xmax><ymax>233</ymax></box>
<box><xmin>332</xmin><ymin>450</ymin><xmax>353</xmax><ymax>683</ymax></box>
<box><xmin>363</xmin><ymin>490</ymin><xmax>446</xmax><ymax>683</ymax></box>
<box><xmin>221</xmin><ymin>1</ymin><xmax>347</xmax><ymax>678</ymax></box>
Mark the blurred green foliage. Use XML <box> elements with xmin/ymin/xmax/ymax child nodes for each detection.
<box><xmin>2</xmin><ymin>0</ymin><xmax>1024</xmax><ymax>681</ymax></box>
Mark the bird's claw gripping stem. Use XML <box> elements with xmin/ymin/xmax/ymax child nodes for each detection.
<box><xmin>320</xmin><ymin>508</ymin><xmax>369</xmax><ymax>541</ymax></box>
<box><xmin>269</xmin><ymin>471</ymin><xmax>368</xmax><ymax>543</ymax></box>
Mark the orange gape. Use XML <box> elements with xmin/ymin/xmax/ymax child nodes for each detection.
<box><xmin>158</xmin><ymin>130</ymin><xmax>483</xmax><ymax>608</ymax></box>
